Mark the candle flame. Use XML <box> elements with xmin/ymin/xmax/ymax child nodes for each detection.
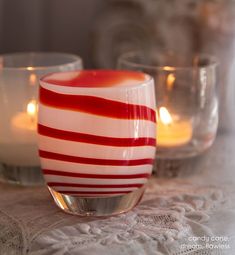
<box><xmin>159</xmin><ymin>107</ymin><xmax>172</xmax><ymax>125</ymax></box>
<box><xmin>166</xmin><ymin>73</ymin><xmax>175</xmax><ymax>91</ymax></box>
<box><xmin>29</xmin><ymin>74</ymin><xmax>37</xmax><ymax>86</ymax></box>
<box><xmin>27</xmin><ymin>99</ymin><xmax>37</xmax><ymax>117</ymax></box>
<box><xmin>163</xmin><ymin>66</ymin><xmax>175</xmax><ymax>71</ymax></box>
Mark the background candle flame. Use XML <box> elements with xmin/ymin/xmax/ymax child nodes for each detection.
<box><xmin>159</xmin><ymin>107</ymin><xmax>172</xmax><ymax>125</ymax></box>
<box><xmin>27</xmin><ymin>99</ymin><xmax>37</xmax><ymax>117</ymax></box>
<box><xmin>163</xmin><ymin>66</ymin><xmax>175</xmax><ymax>71</ymax></box>
<box><xmin>166</xmin><ymin>73</ymin><xmax>175</xmax><ymax>91</ymax></box>
<box><xmin>29</xmin><ymin>74</ymin><xmax>37</xmax><ymax>86</ymax></box>
<box><xmin>11</xmin><ymin>99</ymin><xmax>38</xmax><ymax>132</ymax></box>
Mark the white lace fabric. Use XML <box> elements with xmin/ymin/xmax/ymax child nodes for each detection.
<box><xmin>0</xmin><ymin>132</ymin><xmax>235</xmax><ymax>255</ymax></box>
<box><xmin>0</xmin><ymin>177</ymin><xmax>234</xmax><ymax>255</ymax></box>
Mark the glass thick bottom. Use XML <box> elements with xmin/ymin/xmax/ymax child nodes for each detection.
<box><xmin>0</xmin><ymin>164</ymin><xmax>44</xmax><ymax>186</ymax></box>
<box><xmin>153</xmin><ymin>136</ymin><xmax>216</xmax><ymax>177</ymax></box>
<box><xmin>48</xmin><ymin>186</ymin><xmax>146</xmax><ymax>217</ymax></box>
<box><xmin>153</xmin><ymin>156</ymin><xmax>202</xmax><ymax>178</ymax></box>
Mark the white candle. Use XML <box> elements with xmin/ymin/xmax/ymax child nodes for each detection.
<box><xmin>157</xmin><ymin>107</ymin><xmax>192</xmax><ymax>147</ymax></box>
<box><xmin>0</xmin><ymin>99</ymin><xmax>39</xmax><ymax>166</ymax></box>
<box><xmin>11</xmin><ymin>99</ymin><xmax>37</xmax><ymax>133</ymax></box>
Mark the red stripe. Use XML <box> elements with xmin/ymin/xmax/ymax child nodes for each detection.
<box><xmin>42</xmin><ymin>70</ymin><xmax>147</xmax><ymax>88</ymax></box>
<box><xmin>39</xmin><ymin>150</ymin><xmax>154</xmax><ymax>166</ymax></box>
<box><xmin>55</xmin><ymin>190</ymin><xmax>131</xmax><ymax>195</ymax></box>
<box><xmin>39</xmin><ymin>86</ymin><xmax>156</xmax><ymax>123</ymax></box>
<box><xmin>47</xmin><ymin>182</ymin><xmax>144</xmax><ymax>188</ymax></box>
<box><xmin>38</xmin><ymin>124</ymin><xmax>156</xmax><ymax>147</ymax></box>
<box><xmin>43</xmin><ymin>169</ymin><xmax>151</xmax><ymax>179</ymax></box>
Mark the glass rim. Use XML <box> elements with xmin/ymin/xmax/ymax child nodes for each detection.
<box><xmin>118</xmin><ymin>51</ymin><xmax>219</xmax><ymax>71</ymax></box>
<box><xmin>40</xmin><ymin>69</ymin><xmax>154</xmax><ymax>90</ymax></box>
<box><xmin>0</xmin><ymin>52</ymin><xmax>82</xmax><ymax>71</ymax></box>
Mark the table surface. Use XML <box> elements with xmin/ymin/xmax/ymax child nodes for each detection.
<box><xmin>0</xmin><ymin>130</ymin><xmax>235</xmax><ymax>255</ymax></box>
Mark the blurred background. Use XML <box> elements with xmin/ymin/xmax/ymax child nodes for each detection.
<box><xmin>0</xmin><ymin>0</ymin><xmax>235</xmax><ymax>67</ymax></box>
<box><xmin>0</xmin><ymin>0</ymin><xmax>104</xmax><ymax>68</ymax></box>
<box><xmin>0</xmin><ymin>0</ymin><xmax>235</xmax><ymax>130</ymax></box>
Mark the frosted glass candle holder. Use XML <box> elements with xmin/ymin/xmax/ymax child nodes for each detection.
<box><xmin>0</xmin><ymin>52</ymin><xmax>83</xmax><ymax>185</ymax></box>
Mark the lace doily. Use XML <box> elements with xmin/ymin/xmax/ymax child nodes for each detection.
<box><xmin>0</xmin><ymin>177</ymin><xmax>234</xmax><ymax>255</ymax></box>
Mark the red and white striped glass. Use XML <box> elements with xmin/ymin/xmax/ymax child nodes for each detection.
<box><xmin>38</xmin><ymin>70</ymin><xmax>156</xmax><ymax>216</ymax></box>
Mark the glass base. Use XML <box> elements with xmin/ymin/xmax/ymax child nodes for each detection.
<box><xmin>0</xmin><ymin>164</ymin><xmax>44</xmax><ymax>186</ymax></box>
<box><xmin>48</xmin><ymin>186</ymin><xmax>145</xmax><ymax>217</ymax></box>
<box><xmin>153</xmin><ymin>157</ymin><xmax>200</xmax><ymax>178</ymax></box>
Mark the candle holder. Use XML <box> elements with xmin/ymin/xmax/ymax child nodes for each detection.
<box><xmin>38</xmin><ymin>70</ymin><xmax>156</xmax><ymax>216</ymax></box>
<box><xmin>118</xmin><ymin>51</ymin><xmax>218</xmax><ymax>177</ymax></box>
<box><xmin>0</xmin><ymin>52</ymin><xmax>83</xmax><ymax>185</ymax></box>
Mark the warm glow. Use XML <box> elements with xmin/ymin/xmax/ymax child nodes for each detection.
<box><xmin>11</xmin><ymin>99</ymin><xmax>38</xmax><ymax>132</ymax></box>
<box><xmin>29</xmin><ymin>74</ymin><xmax>37</xmax><ymax>86</ymax></box>
<box><xmin>27</xmin><ymin>99</ymin><xmax>37</xmax><ymax>117</ymax></box>
<box><xmin>163</xmin><ymin>66</ymin><xmax>175</xmax><ymax>71</ymax></box>
<box><xmin>166</xmin><ymin>73</ymin><xmax>175</xmax><ymax>91</ymax></box>
<box><xmin>157</xmin><ymin>107</ymin><xmax>193</xmax><ymax>147</ymax></box>
<box><xmin>27</xmin><ymin>66</ymin><xmax>34</xmax><ymax>71</ymax></box>
<box><xmin>159</xmin><ymin>107</ymin><xmax>172</xmax><ymax>125</ymax></box>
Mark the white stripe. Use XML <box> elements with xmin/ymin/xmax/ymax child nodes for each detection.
<box><xmin>49</xmin><ymin>186</ymin><xmax>138</xmax><ymax>192</ymax></box>
<box><xmin>38</xmin><ymin>104</ymin><xmax>156</xmax><ymax>139</ymax></box>
<box><xmin>44</xmin><ymin>175</ymin><xmax>148</xmax><ymax>185</ymax></box>
<box><xmin>38</xmin><ymin>135</ymin><xmax>156</xmax><ymax>160</ymax></box>
<box><xmin>40</xmin><ymin>158</ymin><xmax>153</xmax><ymax>175</ymax></box>
<box><xmin>40</xmin><ymin>78</ymin><xmax>155</xmax><ymax>109</ymax></box>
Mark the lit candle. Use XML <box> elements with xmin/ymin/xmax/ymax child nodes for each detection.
<box><xmin>11</xmin><ymin>99</ymin><xmax>37</xmax><ymax>131</ymax></box>
<box><xmin>157</xmin><ymin>107</ymin><xmax>192</xmax><ymax>147</ymax></box>
<box><xmin>166</xmin><ymin>73</ymin><xmax>175</xmax><ymax>91</ymax></box>
<box><xmin>29</xmin><ymin>73</ymin><xmax>37</xmax><ymax>86</ymax></box>
<box><xmin>0</xmin><ymin>99</ymin><xmax>39</xmax><ymax>166</ymax></box>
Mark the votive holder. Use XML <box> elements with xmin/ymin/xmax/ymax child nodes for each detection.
<box><xmin>0</xmin><ymin>52</ymin><xmax>83</xmax><ymax>185</ymax></box>
<box><xmin>38</xmin><ymin>70</ymin><xmax>156</xmax><ymax>216</ymax></box>
<box><xmin>118</xmin><ymin>51</ymin><xmax>219</xmax><ymax>176</ymax></box>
